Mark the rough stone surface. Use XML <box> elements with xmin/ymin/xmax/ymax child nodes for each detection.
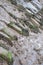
<box><xmin>0</xmin><ymin>0</ymin><xmax>43</xmax><ymax>65</ymax></box>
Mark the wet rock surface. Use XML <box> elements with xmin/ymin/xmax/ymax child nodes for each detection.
<box><xmin>0</xmin><ymin>0</ymin><xmax>43</xmax><ymax>65</ymax></box>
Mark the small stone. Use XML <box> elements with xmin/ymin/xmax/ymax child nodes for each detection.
<box><xmin>34</xmin><ymin>43</ymin><xmax>42</xmax><ymax>51</ymax></box>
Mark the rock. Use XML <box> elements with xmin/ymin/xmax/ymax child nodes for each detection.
<box><xmin>0</xmin><ymin>0</ymin><xmax>43</xmax><ymax>65</ymax></box>
<box><xmin>34</xmin><ymin>43</ymin><xmax>42</xmax><ymax>51</ymax></box>
<box><xmin>0</xmin><ymin>47</ymin><xmax>13</xmax><ymax>65</ymax></box>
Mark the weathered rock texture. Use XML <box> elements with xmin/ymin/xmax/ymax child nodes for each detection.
<box><xmin>0</xmin><ymin>0</ymin><xmax>43</xmax><ymax>65</ymax></box>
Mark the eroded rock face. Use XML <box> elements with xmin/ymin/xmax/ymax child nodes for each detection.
<box><xmin>0</xmin><ymin>0</ymin><xmax>43</xmax><ymax>65</ymax></box>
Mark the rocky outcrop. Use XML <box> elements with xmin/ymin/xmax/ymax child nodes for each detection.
<box><xmin>0</xmin><ymin>0</ymin><xmax>43</xmax><ymax>65</ymax></box>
